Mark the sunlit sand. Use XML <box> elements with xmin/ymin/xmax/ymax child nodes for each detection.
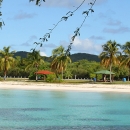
<box><xmin>0</xmin><ymin>81</ymin><xmax>129</xmax><ymax>93</ymax></box>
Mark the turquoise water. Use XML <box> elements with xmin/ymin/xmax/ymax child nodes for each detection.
<box><xmin>0</xmin><ymin>89</ymin><xmax>130</xmax><ymax>130</ymax></box>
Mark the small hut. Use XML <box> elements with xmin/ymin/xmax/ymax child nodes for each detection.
<box><xmin>35</xmin><ymin>70</ymin><xmax>54</xmax><ymax>80</ymax></box>
<box><xmin>94</xmin><ymin>70</ymin><xmax>115</xmax><ymax>82</ymax></box>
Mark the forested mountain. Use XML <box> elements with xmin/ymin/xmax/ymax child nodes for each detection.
<box><xmin>70</xmin><ymin>53</ymin><xmax>100</xmax><ymax>62</ymax></box>
<box><xmin>14</xmin><ymin>51</ymin><xmax>100</xmax><ymax>62</ymax></box>
<box><xmin>14</xmin><ymin>51</ymin><xmax>28</xmax><ymax>58</ymax></box>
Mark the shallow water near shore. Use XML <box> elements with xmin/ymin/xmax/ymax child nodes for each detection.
<box><xmin>0</xmin><ymin>89</ymin><xmax>130</xmax><ymax>130</ymax></box>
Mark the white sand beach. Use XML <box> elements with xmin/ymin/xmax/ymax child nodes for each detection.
<box><xmin>0</xmin><ymin>81</ymin><xmax>130</xmax><ymax>93</ymax></box>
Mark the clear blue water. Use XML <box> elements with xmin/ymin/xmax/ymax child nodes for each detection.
<box><xmin>0</xmin><ymin>89</ymin><xmax>130</xmax><ymax>130</ymax></box>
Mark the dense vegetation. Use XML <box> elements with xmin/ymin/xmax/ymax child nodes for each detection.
<box><xmin>0</xmin><ymin>41</ymin><xmax>129</xmax><ymax>82</ymax></box>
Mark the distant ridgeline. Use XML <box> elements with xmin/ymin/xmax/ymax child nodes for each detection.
<box><xmin>70</xmin><ymin>53</ymin><xmax>100</xmax><ymax>62</ymax></box>
<box><xmin>14</xmin><ymin>51</ymin><xmax>100</xmax><ymax>62</ymax></box>
<box><xmin>13</xmin><ymin>51</ymin><xmax>29</xmax><ymax>58</ymax></box>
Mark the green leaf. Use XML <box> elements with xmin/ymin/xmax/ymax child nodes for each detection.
<box><xmin>71</xmin><ymin>36</ymin><xmax>75</xmax><ymax>41</ymax></box>
<box><xmin>82</xmin><ymin>11</ymin><xmax>89</xmax><ymax>16</ymax></box>
<box><xmin>0</xmin><ymin>22</ymin><xmax>2</xmax><ymax>28</ymax></box>
<box><xmin>40</xmin><ymin>43</ymin><xmax>42</xmax><ymax>47</ymax></box>
<box><xmin>48</xmin><ymin>34</ymin><xmax>50</xmax><ymax>38</ymax></box>
<box><xmin>61</xmin><ymin>16</ymin><xmax>68</xmax><ymax>21</ymax></box>
<box><xmin>89</xmin><ymin>9</ymin><xmax>94</xmax><ymax>13</ymax></box>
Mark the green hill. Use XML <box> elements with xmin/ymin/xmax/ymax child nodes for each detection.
<box><xmin>14</xmin><ymin>51</ymin><xmax>100</xmax><ymax>62</ymax></box>
<box><xmin>70</xmin><ymin>53</ymin><xmax>100</xmax><ymax>62</ymax></box>
<box><xmin>14</xmin><ymin>51</ymin><xmax>28</xmax><ymax>58</ymax></box>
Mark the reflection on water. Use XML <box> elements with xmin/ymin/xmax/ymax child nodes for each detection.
<box><xmin>0</xmin><ymin>90</ymin><xmax>130</xmax><ymax>129</ymax></box>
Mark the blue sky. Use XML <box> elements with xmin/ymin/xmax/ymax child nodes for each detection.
<box><xmin>0</xmin><ymin>0</ymin><xmax>130</xmax><ymax>56</ymax></box>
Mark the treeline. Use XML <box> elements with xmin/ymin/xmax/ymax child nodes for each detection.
<box><xmin>0</xmin><ymin>45</ymin><xmax>129</xmax><ymax>81</ymax></box>
<box><xmin>0</xmin><ymin>58</ymin><xmax>128</xmax><ymax>80</ymax></box>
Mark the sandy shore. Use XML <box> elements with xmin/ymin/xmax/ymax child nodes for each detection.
<box><xmin>0</xmin><ymin>81</ymin><xmax>130</xmax><ymax>93</ymax></box>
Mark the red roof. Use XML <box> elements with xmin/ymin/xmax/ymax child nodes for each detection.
<box><xmin>35</xmin><ymin>70</ymin><xmax>54</xmax><ymax>75</ymax></box>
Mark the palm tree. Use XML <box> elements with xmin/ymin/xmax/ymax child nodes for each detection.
<box><xmin>99</xmin><ymin>40</ymin><xmax>121</xmax><ymax>82</ymax></box>
<box><xmin>15</xmin><ymin>56</ymin><xmax>21</xmax><ymax>66</ymax></box>
<box><xmin>51</xmin><ymin>54</ymin><xmax>71</xmax><ymax>72</ymax></box>
<box><xmin>52</xmin><ymin>45</ymin><xmax>64</xmax><ymax>57</ymax></box>
<box><xmin>25</xmin><ymin>50</ymin><xmax>44</xmax><ymax>80</ymax></box>
<box><xmin>0</xmin><ymin>46</ymin><xmax>15</xmax><ymax>80</ymax></box>
<box><xmin>120</xmin><ymin>42</ymin><xmax>130</xmax><ymax>81</ymax></box>
<box><xmin>51</xmin><ymin>46</ymin><xmax>71</xmax><ymax>79</ymax></box>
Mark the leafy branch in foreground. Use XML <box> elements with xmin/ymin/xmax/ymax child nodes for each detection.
<box><xmin>29</xmin><ymin>0</ymin><xmax>45</xmax><ymax>6</ymax></box>
<box><xmin>65</xmin><ymin>0</ymin><xmax>96</xmax><ymax>56</ymax></box>
<box><xmin>30</xmin><ymin>0</ymin><xmax>87</xmax><ymax>51</ymax></box>
<box><xmin>0</xmin><ymin>0</ymin><xmax>4</xmax><ymax>29</ymax></box>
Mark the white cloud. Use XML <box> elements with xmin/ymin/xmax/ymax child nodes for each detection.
<box><xmin>71</xmin><ymin>37</ymin><xmax>102</xmax><ymax>54</ymax></box>
<box><xmin>89</xmin><ymin>35</ymin><xmax>105</xmax><ymax>40</ymax></box>
<box><xmin>14</xmin><ymin>11</ymin><xmax>37</xmax><ymax>20</ymax></box>
<box><xmin>61</xmin><ymin>37</ymin><xmax>103</xmax><ymax>55</ymax></box>
<box><xmin>40</xmin><ymin>51</ymin><xmax>47</xmax><ymax>56</ymax></box>
<box><xmin>39</xmin><ymin>0</ymin><xmax>107</xmax><ymax>8</ymax></box>
<box><xmin>29</xmin><ymin>35</ymin><xmax>37</xmax><ymax>41</ymax></box>
<box><xmin>21</xmin><ymin>42</ymin><xmax>31</xmax><ymax>46</ymax></box>
<box><xmin>44</xmin><ymin>43</ymin><xmax>57</xmax><ymax>48</ymax></box>
<box><xmin>20</xmin><ymin>35</ymin><xmax>38</xmax><ymax>47</ymax></box>
<box><xmin>103</xmin><ymin>26</ymin><xmax>130</xmax><ymax>34</ymax></box>
<box><xmin>107</xmin><ymin>19</ymin><xmax>121</xmax><ymax>26</ymax></box>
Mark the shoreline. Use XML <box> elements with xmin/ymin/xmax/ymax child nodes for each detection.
<box><xmin>0</xmin><ymin>81</ymin><xmax>130</xmax><ymax>93</ymax></box>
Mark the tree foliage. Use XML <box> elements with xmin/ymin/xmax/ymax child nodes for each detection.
<box><xmin>0</xmin><ymin>44</ymin><xmax>129</xmax><ymax>82</ymax></box>
<box><xmin>0</xmin><ymin>46</ymin><xmax>15</xmax><ymax>79</ymax></box>
<box><xmin>120</xmin><ymin>42</ymin><xmax>130</xmax><ymax>81</ymax></box>
<box><xmin>51</xmin><ymin>46</ymin><xmax>71</xmax><ymax>75</ymax></box>
<box><xmin>99</xmin><ymin>40</ymin><xmax>121</xmax><ymax>82</ymax></box>
<box><xmin>25</xmin><ymin>50</ymin><xmax>44</xmax><ymax>71</ymax></box>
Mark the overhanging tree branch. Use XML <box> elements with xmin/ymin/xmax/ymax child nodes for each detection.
<box><xmin>0</xmin><ymin>0</ymin><xmax>4</xmax><ymax>28</ymax></box>
<box><xmin>31</xmin><ymin>0</ymin><xmax>88</xmax><ymax>51</ymax></box>
<box><xmin>65</xmin><ymin>0</ymin><xmax>96</xmax><ymax>56</ymax></box>
<box><xmin>29</xmin><ymin>0</ymin><xmax>45</xmax><ymax>6</ymax></box>
<box><xmin>1</xmin><ymin>0</ymin><xmax>97</xmax><ymax>55</ymax></box>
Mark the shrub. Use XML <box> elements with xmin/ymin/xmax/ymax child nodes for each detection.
<box><xmin>0</xmin><ymin>77</ymin><xmax>3</xmax><ymax>81</ymax></box>
<box><xmin>28</xmin><ymin>72</ymin><xmax>36</xmax><ymax>80</ymax></box>
<box><xmin>46</xmin><ymin>74</ymin><xmax>56</xmax><ymax>83</ymax></box>
<box><xmin>56</xmin><ymin>75</ymin><xmax>63</xmax><ymax>83</ymax></box>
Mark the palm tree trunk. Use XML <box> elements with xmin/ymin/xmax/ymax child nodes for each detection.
<box><xmin>128</xmin><ymin>67</ymin><xmax>130</xmax><ymax>81</ymax></box>
<box><xmin>4</xmin><ymin>71</ymin><xmax>6</xmax><ymax>80</ymax></box>
<box><xmin>36</xmin><ymin>74</ymin><xmax>38</xmax><ymax>81</ymax></box>
<box><xmin>110</xmin><ymin>63</ymin><xmax>112</xmax><ymax>83</ymax></box>
<box><xmin>36</xmin><ymin>66</ymin><xmax>38</xmax><ymax>81</ymax></box>
<box><xmin>62</xmin><ymin>67</ymin><xmax>63</xmax><ymax>80</ymax></box>
<box><xmin>4</xmin><ymin>62</ymin><xmax>7</xmax><ymax>80</ymax></box>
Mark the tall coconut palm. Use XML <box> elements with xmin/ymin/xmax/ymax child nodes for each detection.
<box><xmin>99</xmin><ymin>40</ymin><xmax>121</xmax><ymax>82</ymax></box>
<box><xmin>51</xmin><ymin>46</ymin><xmax>71</xmax><ymax>79</ymax></box>
<box><xmin>52</xmin><ymin>45</ymin><xmax>64</xmax><ymax>57</ymax></box>
<box><xmin>0</xmin><ymin>46</ymin><xmax>15</xmax><ymax>80</ymax></box>
<box><xmin>120</xmin><ymin>42</ymin><xmax>130</xmax><ymax>81</ymax></box>
<box><xmin>25</xmin><ymin>50</ymin><xmax>44</xmax><ymax>80</ymax></box>
<box><xmin>51</xmin><ymin>54</ymin><xmax>71</xmax><ymax>73</ymax></box>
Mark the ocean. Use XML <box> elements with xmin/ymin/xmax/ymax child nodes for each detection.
<box><xmin>0</xmin><ymin>89</ymin><xmax>130</xmax><ymax>130</ymax></box>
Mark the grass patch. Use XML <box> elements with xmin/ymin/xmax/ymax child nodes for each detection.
<box><xmin>1</xmin><ymin>78</ymin><xmax>130</xmax><ymax>85</ymax></box>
